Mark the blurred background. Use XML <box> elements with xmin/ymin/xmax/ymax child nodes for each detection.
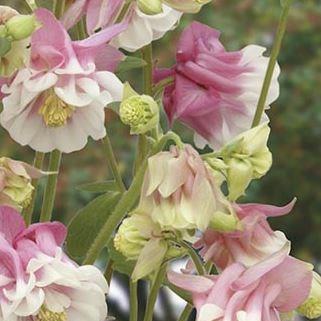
<box><xmin>1</xmin><ymin>0</ymin><xmax>321</xmax><ymax>320</ymax></box>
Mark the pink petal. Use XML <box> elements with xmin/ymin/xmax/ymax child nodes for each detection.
<box><xmin>61</xmin><ymin>0</ymin><xmax>88</xmax><ymax>30</ymax></box>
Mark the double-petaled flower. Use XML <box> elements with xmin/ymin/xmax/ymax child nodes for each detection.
<box><xmin>0</xmin><ymin>8</ymin><xmax>125</xmax><ymax>153</ymax></box>
<box><xmin>0</xmin><ymin>206</ymin><xmax>108</xmax><ymax>321</ymax></box>
<box><xmin>155</xmin><ymin>22</ymin><xmax>280</xmax><ymax>150</ymax></box>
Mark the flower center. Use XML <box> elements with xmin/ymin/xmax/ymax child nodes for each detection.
<box><xmin>36</xmin><ymin>306</ymin><xmax>67</xmax><ymax>321</ymax></box>
<box><xmin>298</xmin><ymin>297</ymin><xmax>321</xmax><ymax>319</ymax></box>
<box><xmin>39</xmin><ymin>91</ymin><xmax>75</xmax><ymax>128</ymax></box>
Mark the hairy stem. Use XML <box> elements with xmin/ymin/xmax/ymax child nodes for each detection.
<box><xmin>130</xmin><ymin>281</ymin><xmax>138</xmax><ymax>321</ymax></box>
<box><xmin>39</xmin><ymin>150</ymin><xmax>61</xmax><ymax>222</ymax></box>
<box><xmin>251</xmin><ymin>0</ymin><xmax>293</xmax><ymax>127</ymax></box>
<box><xmin>142</xmin><ymin>265</ymin><xmax>167</xmax><ymax>321</ymax></box>
<box><xmin>102</xmin><ymin>135</ymin><xmax>126</xmax><ymax>192</ymax></box>
<box><xmin>23</xmin><ymin>152</ymin><xmax>45</xmax><ymax>225</ymax></box>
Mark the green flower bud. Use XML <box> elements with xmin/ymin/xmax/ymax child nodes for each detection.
<box><xmin>210</xmin><ymin>210</ymin><xmax>242</xmax><ymax>233</ymax></box>
<box><xmin>120</xmin><ymin>83</ymin><xmax>159</xmax><ymax>135</ymax></box>
<box><xmin>5</xmin><ymin>14</ymin><xmax>37</xmax><ymax>40</ymax></box>
<box><xmin>298</xmin><ymin>272</ymin><xmax>321</xmax><ymax>319</ymax></box>
<box><xmin>137</xmin><ymin>0</ymin><xmax>163</xmax><ymax>15</ymax></box>
<box><xmin>163</xmin><ymin>0</ymin><xmax>211</xmax><ymax>13</ymax></box>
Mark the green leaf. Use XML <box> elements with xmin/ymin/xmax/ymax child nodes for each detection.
<box><xmin>116</xmin><ymin>56</ymin><xmax>147</xmax><ymax>74</ymax></box>
<box><xmin>77</xmin><ymin>180</ymin><xmax>119</xmax><ymax>193</ymax></box>
<box><xmin>67</xmin><ymin>192</ymin><xmax>122</xmax><ymax>259</ymax></box>
<box><xmin>107</xmin><ymin>241</ymin><xmax>136</xmax><ymax>277</ymax></box>
<box><xmin>0</xmin><ymin>38</ymin><xmax>11</xmax><ymax>57</ymax></box>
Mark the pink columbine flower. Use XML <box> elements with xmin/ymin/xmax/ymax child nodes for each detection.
<box><xmin>62</xmin><ymin>0</ymin><xmax>182</xmax><ymax>52</ymax></box>
<box><xmin>137</xmin><ymin>144</ymin><xmax>231</xmax><ymax>233</ymax></box>
<box><xmin>0</xmin><ymin>206</ymin><xmax>108</xmax><ymax>321</ymax></box>
<box><xmin>0</xmin><ymin>8</ymin><xmax>126</xmax><ymax>153</ymax></box>
<box><xmin>168</xmin><ymin>246</ymin><xmax>313</xmax><ymax>321</ymax></box>
<box><xmin>155</xmin><ymin>22</ymin><xmax>280</xmax><ymax>150</ymax></box>
<box><xmin>195</xmin><ymin>200</ymin><xmax>296</xmax><ymax>270</ymax></box>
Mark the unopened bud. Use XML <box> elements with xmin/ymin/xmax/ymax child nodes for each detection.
<box><xmin>120</xmin><ymin>83</ymin><xmax>159</xmax><ymax>135</ymax></box>
<box><xmin>6</xmin><ymin>14</ymin><xmax>37</xmax><ymax>40</ymax></box>
<box><xmin>163</xmin><ymin>0</ymin><xmax>211</xmax><ymax>13</ymax></box>
<box><xmin>298</xmin><ymin>272</ymin><xmax>321</xmax><ymax>319</ymax></box>
<box><xmin>138</xmin><ymin>0</ymin><xmax>163</xmax><ymax>15</ymax></box>
<box><xmin>210</xmin><ymin>211</ymin><xmax>241</xmax><ymax>233</ymax></box>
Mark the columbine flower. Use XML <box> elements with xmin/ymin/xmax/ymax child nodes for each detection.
<box><xmin>155</xmin><ymin>22</ymin><xmax>280</xmax><ymax>150</ymax></box>
<box><xmin>298</xmin><ymin>271</ymin><xmax>321</xmax><ymax>319</ymax></box>
<box><xmin>0</xmin><ymin>8</ymin><xmax>126</xmax><ymax>153</ymax></box>
<box><xmin>138</xmin><ymin>144</ymin><xmax>233</xmax><ymax>234</ymax></box>
<box><xmin>195</xmin><ymin>199</ymin><xmax>296</xmax><ymax>269</ymax></box>
<box><xmin>62</xmin><ymin>0</ymin><xmax>182</xmax><ymax>52</ymax></box>
<box><xmin>114</xmin><ymin>211</ymin><xmax>184</xmax><ymax>281</ymax></box>
<box><xmin>168</xmin><ymin>247</ymin><xmax>313</xmax><ymax>321</ymax></box>
<box><xmin>0</xmin><ymin>6</ymin><xmax>35</xmax><ymax>77</ymax></box>
<box><xmin>0</xmin><ymin>157</ymin><xmax>45</xmax><ymax>209</ymax></box>
<box><xmin>119</xmin><ymin>82</ymin><xmax>159</xmax><ymax>134</ymax></box>
<box><xmin>216</xmin><ymin>123</ymin><xmax>272</xmax><ymax>201</ymax></box>
<box><xmin>0</xmin><ymin>206</ymin><xmax>109</xmax><ymax>321</ymax></box>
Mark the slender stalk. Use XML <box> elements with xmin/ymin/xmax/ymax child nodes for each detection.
<box><xmin>83</xmin><ymin>132</ymin><xmax>179</xmax><ymax>264</ymax></box>
<box><xmin>142</xmin><ymin>265</ymin><xmax>167</xmax><ymax>321</ymax></box>
<box><xmin>180</xmin><ymin>242</ymin><xmax>205</xmax><ymax>275</ymax></box>
<box><xmin>53</xmin><ymin>0</ymin><xmax>66</xmax><ymax>18</ymax></box>
<box><xmin>39</xmin><ymin>150</ymin><xmax>61</xmax><ymax>222</ymax></box>
<box><xmin>251</xmin><ymin>0</ymin><xmax>293</xmax><ymax>127</ymax></box>
<box><xmin>24</xmin><ymin>0</ymin><xmax>37</xmax><ymax>11</ymax></box>
<box><xmin>23</xmin><ymin>152</ymin><xmax>45</xmax><ymax>225</ymax></box>
<box><xmin>102</xmin><ymin>135</ymin><xmax>126</xmax><ymax>192</ymax></box>
<box><xmin>129</xmin><ymin>281</ymin><xmax>138</xmax><ymax>321</ymax></box>
<box><xmin>133</xmin><ymin>134</ymin><xmax>148</xmax><ymax>175</ymax></box>
<box><xmin>142</xmin><ymin>44</ymin><xmax>153</xmax><ymax>95</ymax></box>
<box><xmin>104</xmin><ymin>260</ymin><xmax>114</xmax><ymax>285</ymax></box>
<box><xmin>178</xmin><ymin>305</ymin><xmax>193</xmax><ymax>321</ymax></box>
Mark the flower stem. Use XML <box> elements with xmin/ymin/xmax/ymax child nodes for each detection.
<box><xmin>24</xmin><ymin>0</ymin><xmax>37</xmax><ymax>11</ymax></box>
<box><xmin>104</xmin><ymin>259</ymin><xmax>114</xmax><ymax>285</ymax></box>
<box><xmin>39</xmin><ymin>150</ymin><xmax>61</xmax><ymax>222</ymax></box>
<box><xmin>142</xmin><ymin>264</ymin><xmax>167</xmax><ymax>321</ymax></box>
<box><xmin>181</xmin><ymin>241</ymin><xmax>205</xmax><ymax>275</ymax></box>
<box><xmin>53</xmin><ymin>0</ymin><xmax>66</xmax><ymax>18</ymax></box>
<box><xmin>178</xmin><ymin>305</ymin><xmax>193</xmax><ymax>321</ymax></box>
<box><xmin>23</xmin><ymin>152</ymin><xmax>45</xmax><ymax>226</ymax></box>
<box><xmin>83</xmin><ymin>132</ymin><xmax>179</xmax><ymax>264</ymax></box>
<box><xmin>130</xmin><ymin>281</ymin><xmax>138</xmax><ymax>321</ymax></box>
<box><xmin>142</xmin><ymin>44</ymin><xmax>153</xmax><ymax>95</ymax></box>
<box><xmin>251</xmin><ymin>0</ymin><xmax>293</xmax><ymax>127</ymax></box>
<box><xmin>102</xmin><ymin>135</ymin><xmax>126</xmax><ymax>192</ymax></box>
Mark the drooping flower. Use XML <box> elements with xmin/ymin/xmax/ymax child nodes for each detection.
<box><xmin>0</xmin><ymin>157</ymin><xmax>45</xmax><ymax>209</ymax></box>
<box><xmin>137</xmin><ymin>144</ymin><xmax>233</xmax><ymax>234</ymax></box>
<box><xmin>62</xmin><ymin>0</ymin><xmax>182</xmax><ymax>52</ymax></box>
<box><xmin>0</xmin><ymin>206</ymin><xmax>109</xmax><ymax>321</ymax></box>
<box><xmin>155</xmin><ymin>22</ymin><xmax>280</xmax><ymax>150</ymax></box>
<box><xmin>0</xmin><ymin>8</ymin><xmax>126</xmax><ymax>153</ymax></box>
<box><xmin>195</xmin><ymin>199</ymin><xmax>296</xmax><ymax>270</ymax></box>
<box><xmin>168</xmin><ymin>247</ymin><xmax>313</xmax><ymax>321</ymax></box>
<box><xmin>205</xmin><ymin>123</ymin><xmax>272</xmax><ymax>201</ymax></box>
<box><xmin>0</xmin><ymin>6</ymin><xmax>36</xmax><ymax>77</ymax></box>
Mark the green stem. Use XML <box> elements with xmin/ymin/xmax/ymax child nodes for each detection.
<box><xmin>83</xmin><ymin>132</ymin><xmax>179</xmax><ymax>264</ymax></box>
<box><xmin>143</xmin><ymin>265</ymin><xmax>167</xmax><ymax>321</ymax></box>
<box><xmin>39</xmin><ymin>150</ymin><xmax>62</xmax><ymax>222</ymax></box>
<box><xmin>102</xmin><ymin>135</ymin><xmax>126</xmax><ymax>192</ymax></box>
<box><xmin>251</xmin><ymin>0</ymin><xmax>293</xmax><ymax>127</ymax></box>
<box><xmin>134</xmin><ymin>134</ymin><xmax>149</xmax><ymax>175</ymax></box>
<box><xmin>142</xmin><ymin>44</ymin><xmax>153</xmax><ymax>95</ymax></box>
<box><xmin>178</xmin><ymin>305</ymin><xmax>193</xmax><ymax>321</ymax></box>
<box><xmin>24</xmin><ymin>0</ymin><xmax>37</xmax><ymax>11</ymax></box>
<box><xmin>129</xmin><ymin>281</ymin><xmax>138</xmax><ymax>321</ymax></box>
<box><xmin>104</xmin><ymin>260</ymin><xmax>114</xmax><ymax>285</ymax></box>
<box><xmin>53</xmin><ymin>0</ymin><xmax>66</xmax><ymax>18</ymax></box>
<box><xmin>23</xmin><ymin>152</ymin><xmax>45</xmax><ymax>225</ymax></box>
<box><xmin>115</xmin><ymin>1</ymin><xmax>132</xmax><ymax>23</ymax></box>
<box><xmin>181</xmin><ymin>241</ymin><xmax>205</xmax><ymax>275</ymax></box>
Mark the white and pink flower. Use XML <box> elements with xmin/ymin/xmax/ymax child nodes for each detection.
<box><xmin>0</xmin><ymin>8</ymin><xmax>125</xmax><ymax>153</ymax></box>
<box><xmin>0</xmin><ymin>206</ymin><xmax>108</xmax><ymax>321</ymax></box>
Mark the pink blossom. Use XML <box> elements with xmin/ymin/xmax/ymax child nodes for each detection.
<box><xmin>62</xmin><ymin>0</ymin><xmax>182</xmax><ymax>52</ymax></box>
<box><xmin>195</xmin><ymin>200</ymin><xmax>296</xmax><ymax>270</ymax></box>
<box><xmin>168</xmin><ymin>247</ymin><xmax>313</xmax><ymax>321</ymax></box>
<box><xmin>138</xmin><ymin>144</ymin><xmax>230</xmax><ymax>233</ymax></box>
<box><xmin>0</xmin><ymin>206</ymin><xmax>108</xmax><ymax>321</ymax></box>
<box><xmin>155</xmin><ymin>22</ymin><xmax>280</xmax><ymax>150</ymax></box>
<box><xmin>0</xmin><ymin>8</ymin><xmax>126</xmax><ymax>153</ymax></box>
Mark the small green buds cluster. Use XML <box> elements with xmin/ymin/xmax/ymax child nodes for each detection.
<box><xmin>0</xmin><ymin>6</ymin><xmax>38</xmax><ymax>76</ymax></box>
<box><xmin>163</xmin><ymin>0</ymin><xmax>212</xmax><ymax>13</ymax></box>
<box><xmin>137</xmin><ymin>0</ymin><xmax>163</xmax><ymax>15</ymax></box>
<box><xmin>298</xmin><ymin>272</ymin><xmax>321</xmax><ymax>319</ymax></box>
<box><xmin>120</xmin><ymin>83</ymin><xmax>159</xmax><ymax>135</ymax></box>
